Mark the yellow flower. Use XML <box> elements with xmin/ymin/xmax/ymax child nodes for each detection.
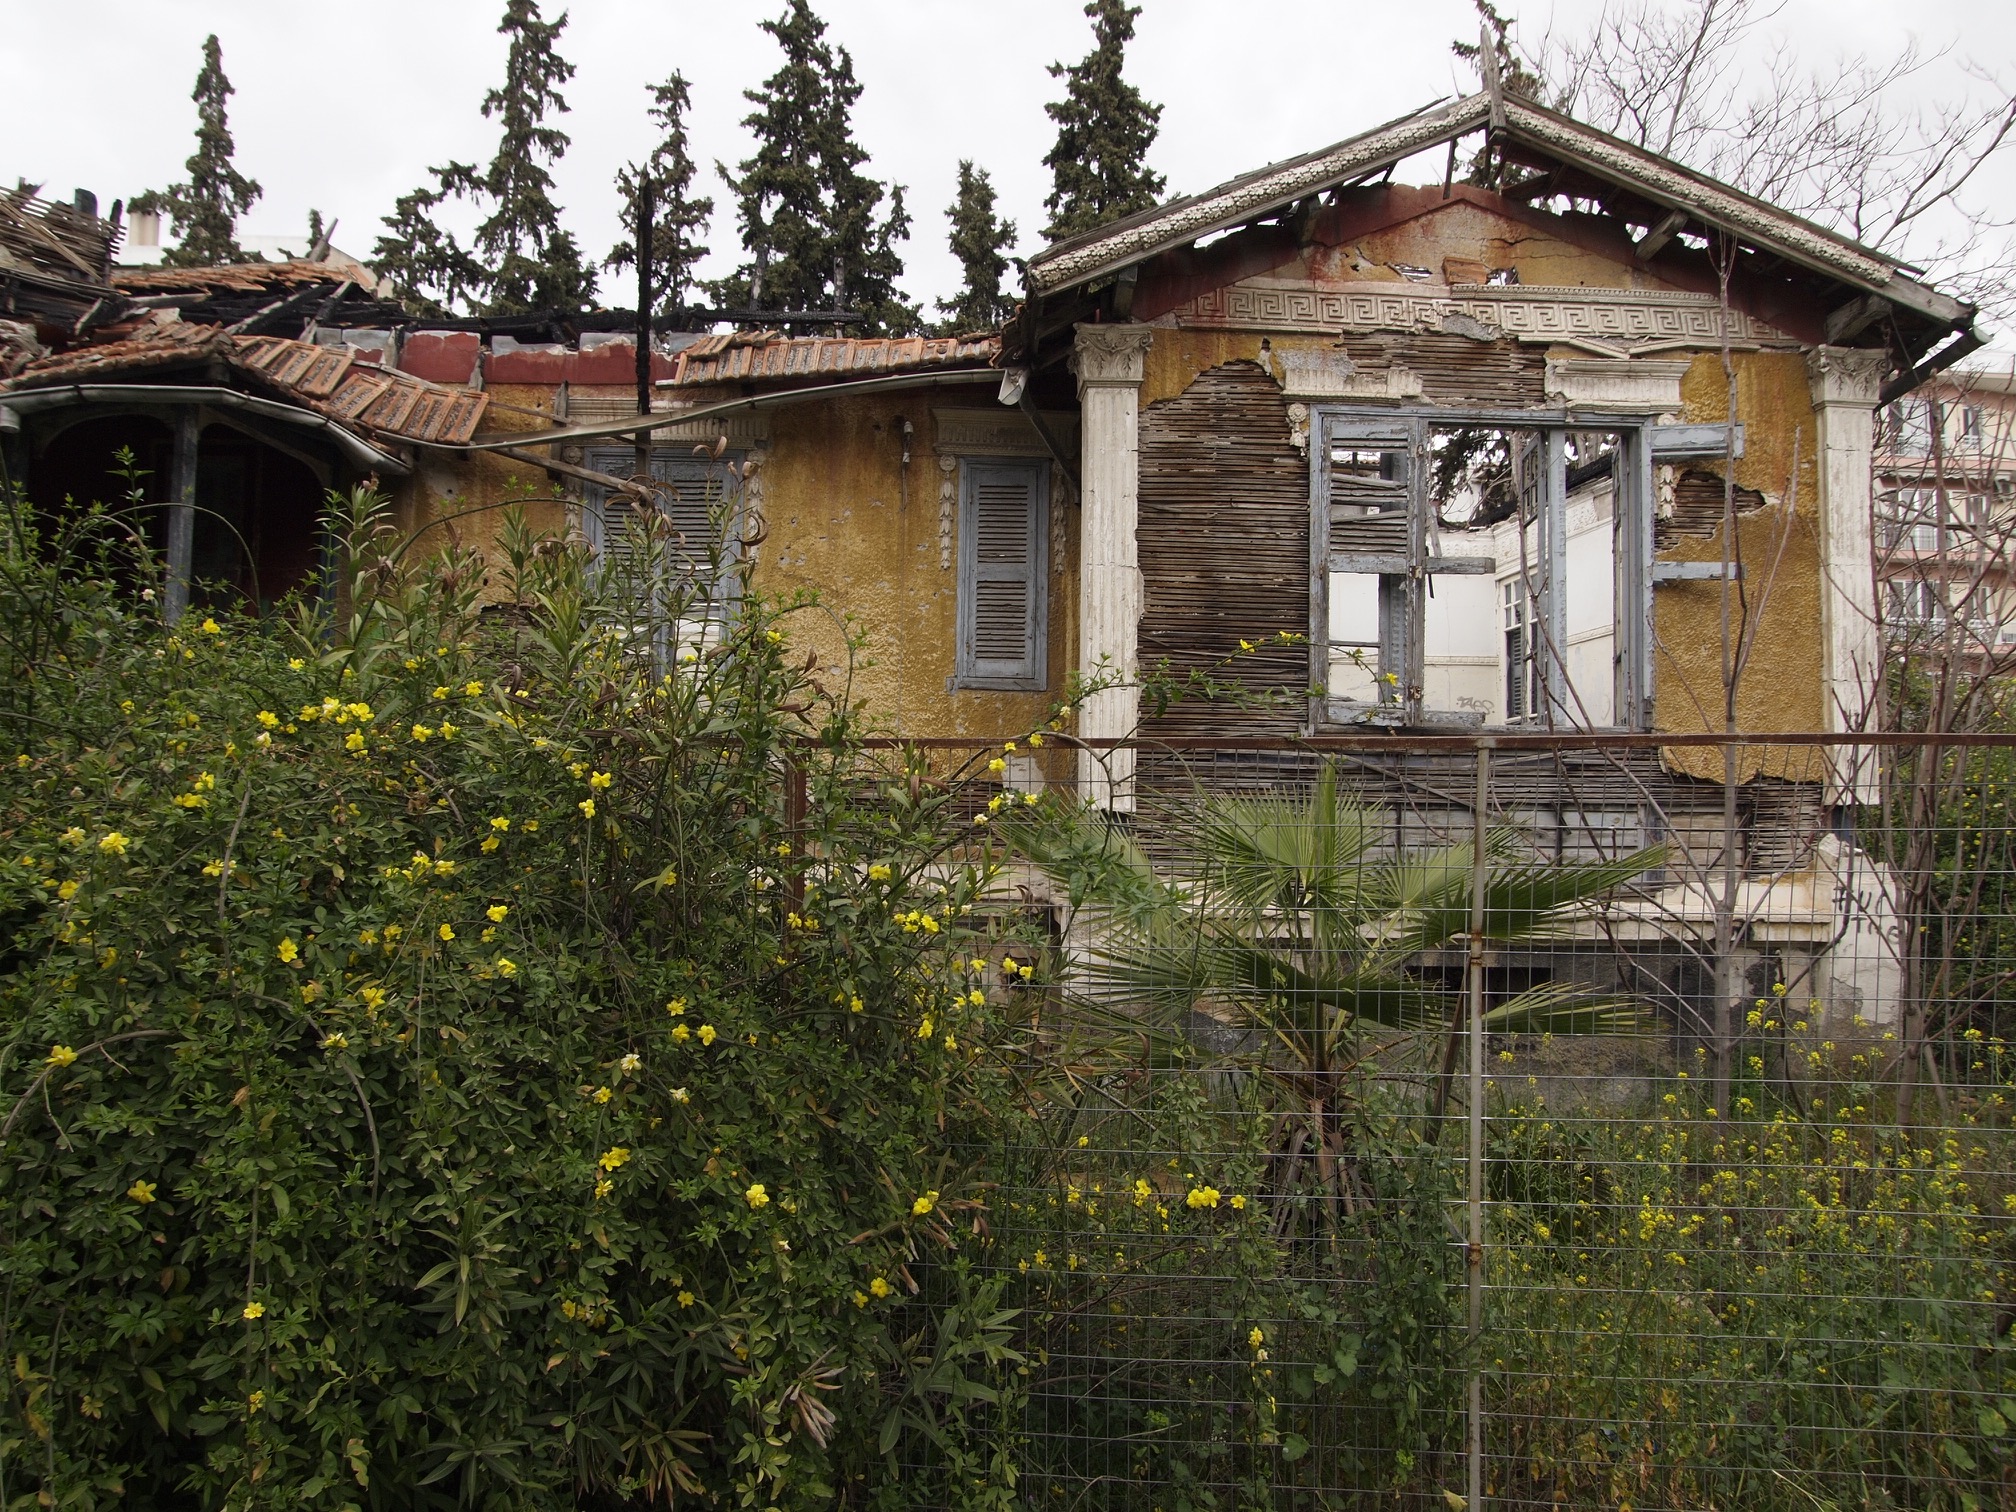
<box><xmin>288</xmin><ymin>658</ymin><xmax>304</xmax><ymax>671</ymax></box>
<box><xmin>432</xmin><ymin>685</ymin><xmax>450</xmax><ymax>700</ymax></box>
<box><xmin>438</xmin><ymin>923</ymin><xmax>455</xmax><ymax>942</ymax></box>
<box><xmin>1185</xmin><ymin>1186</ymin><xmax>1221</xmax><ymax>1210</ymax></box>
<box><xmin>46</xmin><ymin>1044</ymin><xmax>78</xmax><ymax>1068</ymax></box>
<box><xmin>486</xmin><ymin>904</ymin><xmax>508</xmax><ymax>923</ymax></box>
<box><xmin>677</xmin><ymin>1290</ymin><xmax>696</xmax><ymax>1308</ymax></box>
<box><xmin>671</xmin><ymin>1086</ymin><xmax>690</xmax><ymax>1103</ymax></box>
<box><xmin>869</xmin><ymin>1276</ymin><xmax>893</xmax><ymax>1298</ymax></box>
<box><xmin>246</xmin><ymin>1389</ymin><xmax>265</xmax><ymax>1414</ymax></box>
<box><xmin>853</xmin><ymin>1289</ymin><xmax>869</xmax><ymax>1307</ymax></box>
<box><xmin>671</xmin><ymin>1023</ymin><xmax>691</xmax><ymax>1043</ymax></box>
<box><xmin>848</xmin><ymin>996</ymin><xmax>864</xmax><ymax>1013</ymax></box>
<box><xmin>256</xmin><ymin>710</ymin><xmax>279</xmax><ymax>728</ymax></box>
<box><xmin>665</xmin><ymin>997</ymin><xmax>687</xmax><ymax>1015</ymax></box>
<box><xmin>1248</xmin><ymin>1327</ymin><xmax>1265</xmax><ymax>1349</ymax></box>
<box><xmin>1229</xmin><ymin>1193</ymin><xmax>1247</xmax><ymax>1210</ymax></box>
<box><xmin>199</xmin><ymin>618</ymin><xmax>221</xmax><ymax>635</ymax></box>
<box><xmin>97</xmin><ymin>831</ymin><xmax>130</xmax><ymax>856</ymax></box>
<box><xmin>593</xmin><ymin>1178</ymin><xmax>613</xmax><ymax>1199</ymax></box>
<box><xmin>438</xmin><ymin>722</ymin><xmax>458</xmax><ymax>740</ymax></box>
<box><xmin>56</xmin><ymin>879</ymin><xmax>79</xmax><ymax>900</ymax></box>
<box><xmin>912</xmin><ymin>1190</ymin><xmax>939</xmax><ymax>1217</ymax></box>
<box><xmin>1239</xmin><ymin>639</ymin><xmax>1256</xmax><ymax>652</ymax></box>
<box><xmin>916</xmin><ymin>1016</ymin><xmax>935</xmax><ymax>1040</ymax></box>
<box><xmin>1027</xmin><ymin>732</ymin><xmax>1042</xmax><ymax>747</ymax></box>
<box><xmin>697</xmin><ymin>1024</ymin><xmax>717</xmax><ymax>1046</ymax></box>
<box><xmin>359</xmin><ymin>986</ymin><xmax>386</xmax><ymax>1010</ymax></box>
<box><xmin>320</xmin><ymin>1032</ymin><xmax>349</xmax><ymax>1051</ymax></box>
<box><xmin>59</xmin><ymin>827</ymin><xmax>85</xmax><ymax>847</ymax></box>
<box><xmin>344</xmin><ymin>731</ymin><xmax>367</xmax><ymax>754</ymax></box>
<box><xmin>578</xmin><ymin>798</ymin><xmax>596</xmax><ymax>819</ymax></box>
<box><xmin>277</xmin><ymin>938</ymin><xmax>299</xmax><ymax>964</ymax></box>
<box><xmin>480</xmin><ymin>836</ymin><xmax>500</xmax><ymax>852</ymax></box>
<box><xmin>593</xmin><ymin>1086</ymin><xmax>613</xmax><ymax>1104</ymax></box>
<box><xmin>463</xmin><ymin>681</ymin><xmax>483</xmax><ymax>696</ymax></box>
<box><xmin>589</xmin><ymin>770</ymin><xmax>613</xmax><ymax>789</ymax></box>
<box><xmin>599</xmin><ymin>1146</ymin><xmax>631</xmax><ymax>1171</ymax></box>
<box><xmin>495</xmin><ymin>958</ymin><xmax>517</xmax><ymax>977</ymax></box>
<box><xmin>127</xmin><ymin>1180</ymin><xmax>157</xmax><ymax>1203</ymax></box>
<box><xmin>489</xmin><ymin>816</ymin><xmax>511</xmax><ymax>832</ymax></box>
<box><xmin>867</xmin><ymin>863</ymin><xmax>891</xmax><ymax>882</ymax></box>
<box><xmin>988</xmin><ymin>757</ymin><xmax>1007</xmax><ymax>775</ymax></box>
<box><xmin>411</xmin><ymin>724</ymin><xmax>433</xmax><ymax>742</ymax></box>
<box><xmin>242</xmin><ymin>1301</ymin><xmax>265</xmax><ymax>1321</ymax></box>
<box><xmin>745</xmin><ymin>1183</ymin><xmax>770</xmax><ymax>1209</ymax></box>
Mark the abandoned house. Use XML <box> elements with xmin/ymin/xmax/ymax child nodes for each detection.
<box><xmin>1</xmin><ymin>89</ymin><xmax>1985</xmax><ymax>1030</ymax></box>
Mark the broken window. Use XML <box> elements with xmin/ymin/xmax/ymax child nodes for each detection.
<box><xmin>1313</xmin><ymin>408</ymin><xmax>1656</xmax><ymax>729</ymax></box>
<box><xmin>955</xmin><ymin>458</ymin><xmax>1049</xmax><ymax>690</ymax></box>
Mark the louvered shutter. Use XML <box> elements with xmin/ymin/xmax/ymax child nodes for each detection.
<box><xmin>957</xmin><ymin>460</ymin><xmax>1047</xmax><ymax>689</ymax></box>
<box><xmin>583</xmin><ymin>448</ymin><xmax>739</xmax><ymax>603</ymax></box>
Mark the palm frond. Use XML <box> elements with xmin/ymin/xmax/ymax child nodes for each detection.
<box><xmin>1481</xmin><ymin>978</ymin><xmax>1649</xmax><ymax>1036</ymax></box>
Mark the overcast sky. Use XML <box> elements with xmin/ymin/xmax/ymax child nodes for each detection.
<box><xmin>6</xmin><ymin>0</ymin><xmax>2013</xmax><ymax>320</ymax></box>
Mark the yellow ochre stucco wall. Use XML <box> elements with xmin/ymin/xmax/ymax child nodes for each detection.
<box><xmin>383</xmin><ymin>383</ymin><xmax>1070</xmax><ymax>743</ymax></box>
<box><xmin>754</xmin><ymin>389</ymin><xmax>1070</xmax><ymax>741</ymax></box>
<box><xmin>1657</xmin><ymin>352</ymin><xmax>1829</xmax><ymax>781</ymax></box>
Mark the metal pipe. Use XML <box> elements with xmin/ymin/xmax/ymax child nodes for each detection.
<box><xmin>1467</xmin><ymin>738</ymin><xmax>1493</xmax><ymax>1512</ymax></box>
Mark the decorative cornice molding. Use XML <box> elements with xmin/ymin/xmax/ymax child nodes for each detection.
<box><xmin>1070</xmin><ymin>324</ymin><xmax>1154</xmax><ymax>392</ymax></box>
<box><xmin>931</xmin><ymin>407</ymin><xmax>1079</xmax><ymax>459</ymax></box>
<box><xmin>1175</xmin><ymin>280</ymin><xmax>1795</xmax><ymax>348</ymax></box>
<box><xmin>1544</xmin><ymin>357</ymin><xmax>1692</xmax><ymax>410</ymax></box>
<box><xmin>1806</xmin><ymin>345</ymin><xmax>1889</xmax><ymax>408</ymax></box>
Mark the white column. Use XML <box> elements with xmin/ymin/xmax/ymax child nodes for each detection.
<box><xmin>1071</xmin><ymin>323</ymin><xmax>1153</xmax><ymax>811</ymax></box>
<box><xmin>1806</xmin><ymin>347</ymin><xmax>1888</xmax><ymax>720</ymax></box>
<box><xmin>1806</xmin><ymin>346</ymin><xmax>1888</xmax><ymax>796</ymax></box>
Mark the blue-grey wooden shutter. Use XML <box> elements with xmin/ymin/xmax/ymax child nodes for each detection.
<box><xmin>958</xmin><ymin>459</ymin><xmax>1047</xmax><ymax>690</ymax></box>
<box><xmin>583</xmin><ymin>447</ymin><xmax>739</xmax><ymax>603</ymax></box>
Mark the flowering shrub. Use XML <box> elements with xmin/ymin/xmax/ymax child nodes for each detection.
<box><xmin>0</xmin><ymin>488</ymin><xmax>1035</xmax><ymax>1509</ymax></box>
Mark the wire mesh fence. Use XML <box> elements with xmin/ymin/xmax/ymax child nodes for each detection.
<box><xmin>916</xmin><ymin>730</ymin><xmax>2016</xmax><ymax>1512</ymax></box>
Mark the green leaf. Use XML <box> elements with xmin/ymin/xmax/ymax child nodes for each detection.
<box><xmin>1943</xmin><ymin>1438</ymin><xmax>1976</xmax><ymax>1471</ymax></box>
<box><xmin>1280</xmin><ymin>1432</ymin><xmax>1310</xmax><ymax>1463</ymax></box>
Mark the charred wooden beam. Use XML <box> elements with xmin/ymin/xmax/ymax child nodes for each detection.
<box><xmin>1633</xmin><ymin>209</ymin><xmax>1688</xmax><ymax>263</ymax></box>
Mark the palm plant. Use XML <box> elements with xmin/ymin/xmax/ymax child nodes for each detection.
<box><xmin>1000</xmin><ymin>764</ymin><xmax>1665</xmax><ymax>1208</ymax></box>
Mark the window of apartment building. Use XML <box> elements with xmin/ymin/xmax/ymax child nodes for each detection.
<box><xmin>1314</xmin><ymin>410</ymin><xmax>1664</xmax><ymax>730</ymax></box>
<box><xmin>955</xmin><ymin>458</ymin><xmax>1049</xmax><ymax>690</ymax></box>
<box><xmin>1959</xmin><ymin>404</ymin><xmax>1985</xmax><ymax>450</ymax></box>
<box><xmin>1883</xmin><ymin>399</ymin><xmax>1935</xmax><ymax>455</ymax></box>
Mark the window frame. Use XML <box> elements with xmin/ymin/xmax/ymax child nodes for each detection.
<box><xmin>953</xmin><ymin>455</ymin><xmax>1050</xmax><ymax>692</ymax></box>
<box><xmin>1308</xmin><ymin>405</ymin><xmax>1661</xmax><ymax>732</ymax></box>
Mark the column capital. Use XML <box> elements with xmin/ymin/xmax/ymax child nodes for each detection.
<box><xmin>1071</xmin><ymin>323</ymin><xmax>1154</xmax><ymax>394</ymax></box>
<box><xmin>1805</xmin><ymin>345</ymin><xmax>1888</xmax><ymax>409</ymax></box>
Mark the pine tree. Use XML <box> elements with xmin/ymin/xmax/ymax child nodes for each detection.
<box><xmin>935</xmin><ymin>162</ymin><xmax>1019</xmax><ymax>333</ymax></box>
<box><xmin>132</xmin><ymin>35</ymin><xmax>262</xmax><ymax>267</ymax></box>
<box><xmin>373</xmin><ymin>0</ymin><xmax>593</xmax><ymax>316</ymax></box>
<box><xmin>711</xmin><ymin>1</ymin><xmax>917</xmax><ymax>334</ymax></box>
<box><xmin>1041</xmin><ymin>0</ymin><xmax>1165</xmax><ymax>242</ymax></box>
<box><xmin>609</xmin><ymin>73</ymin><xmax>714</xmax><ymax>320</ymax></box>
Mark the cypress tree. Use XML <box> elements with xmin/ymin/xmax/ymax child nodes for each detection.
<box><xmin>1041</xmin><ymin>0</ymin><xmax>1165</xmax><ymax>242</ymax></box>
<box><xmin>132</xmin><ymin>35</ymin><xmax>262</xmax><ymax>268</ymax></box>
<box><xmin>935</xmin><ymin>162</ymin><xmax>1019</xmax><ymax>333</ymax></box>
<box><xmin>609</xmin><ymin>73</ymin><xmax>714</xmax><ymax>320</ymax></box>
<box><xmin>373</xmin><ymin>0</ymin><xmax>593</xmax><ymax>316</ymax></box>
<box><xmin>712</xmin><ymin>0</ymin><xmax>917</xmax><ymax>334</ymax></box>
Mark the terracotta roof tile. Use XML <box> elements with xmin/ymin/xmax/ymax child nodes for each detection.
<box><xmin>6</xmin><ymin>328</ymin><xmax>488</xmax><ymax>446</ymax></box>
<box><xmin>666</xmin><ymin>332</ymin><xmax>998</xmax><ymax>388</ymax></box>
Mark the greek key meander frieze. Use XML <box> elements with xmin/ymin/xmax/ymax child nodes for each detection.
<box><xmin>1175</xmin><ymin>283</ymin><xmax>1794</xmax><ymax>346</ymax></box>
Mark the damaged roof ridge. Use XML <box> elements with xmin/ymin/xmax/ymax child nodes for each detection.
<box><xmin>1027</xmin><ymin>94</ymin><xmax>1488</xmax><ymax>291</ymax></box>
<box><xmin>1025</xmin><ymin>88</ymin><xmax>1973</xmax><ymax>335</ymax></box>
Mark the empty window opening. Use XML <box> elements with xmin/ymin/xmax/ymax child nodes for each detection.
<box><xmin>1317</xmin><ymin>411</ymin><xmax>1644</xmax><ymax>730</ymax></box>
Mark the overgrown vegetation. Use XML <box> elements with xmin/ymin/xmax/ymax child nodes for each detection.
<box><xmin>0</xmin><ymin>479</ymin><xmax>1039</xmax><ymax>1509</ymax></box>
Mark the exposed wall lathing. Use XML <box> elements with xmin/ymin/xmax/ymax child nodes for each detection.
<box><xmin>1138</xmin><ymin>361</ymin><xmax>1310</xmax><ymax>738</ymax></box>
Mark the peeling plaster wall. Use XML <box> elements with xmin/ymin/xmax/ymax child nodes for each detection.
<box><xmin>1658</xmin><ymin>352</ymin><xmax>1829</xmax><ymax>781</ymax></box>
<box><xmin>753</xmin><ymin>389</ymin><xmax>1070</xmax><ymax>740</ymax></box>
<box><xmin>386</xmin><ymin>384</ymin><xmax>573</xmax><ymax>562</ymax></box>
